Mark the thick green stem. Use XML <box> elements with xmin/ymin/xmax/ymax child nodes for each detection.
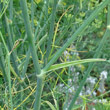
<box><xmin>22</xmin><ymin>34</ymin><xmax>47</xmax><ymax>78</ymax></box>
<box><xmin>20</xmin><ymin>0</ymin><xmax>41</xmax><ymax>75</ymax></box>
<box><xmin>20</xmin><ymin>1</ymin><xmax>44</xmax><ymax>110</ymax></box>
<box><xmin>4</xmin><ymin>14</ymin><xmax>19</xmax><ymax>75</ymax></box>
<box><xmin>34</xmin><ymin>77</ymin><xmax>44</xmax><ymax>110</ymax></box>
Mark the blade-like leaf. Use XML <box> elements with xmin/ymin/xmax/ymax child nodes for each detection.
<box><xmin>43</xmin><ymin>101</ymin><xmax>56</xmax><ymax>110</ymax></box>
<box><xmin>45</xmin><ymin>59</ymin><xmax>106</xmax><ymax>73</ymax></box>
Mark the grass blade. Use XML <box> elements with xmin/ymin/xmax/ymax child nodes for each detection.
<box><xmin>44</xmin><ymin>59</ymin><xmax>106</xmax><ymax>73</ymax></box>
<box><xmin>45</xmin><ymin>0</ymin><xmax>58</xmax><ymax>62</ymax></box>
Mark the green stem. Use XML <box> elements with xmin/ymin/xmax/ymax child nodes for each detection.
<box><xmin>45</xmin><ymin>0</ymin><xmax>58</xmax><ymax>62</ymax></box>
<box><xmin>0</xmin><ymin>43</ymin><xmax>7</xmax><ymax>81</ymax></box>
<box><xmin>34</xmin><ymin>3</ymin><xmax>45</xmax><ymax>41</ymax></box>
<box><xmin>20</xmin><ymin>0</ymin><xmax>41</xmax><ymax>75</ymax></box>
<box><xmin>21</xmin><ymin>34</ymin><xmax>47</xmax><ymax>78</ymax></box>
<box><xmin>9</xmin><ymin>0</ymin><xmax>13</xmax><ymax>20</ymax></box>
<box><xmin>63</xmin><ymin>67</ymin><xmax>71</xmax><ymax>110</ymax></box>
<box><xmin>37</xmin><ymin>15</ymin><xmax>51</xmax><ymax>40</ymax></box>
<box><xmin>4</xmin><ymin>14</ymin><xmax>19</xmax><ymax>75</ymax></box>
<box><xmin>0</xmin><ymin>31</ymin><xmax>13</xmax><ymax>110</ymax></box>
<box><xmin>34</xmin><ymin>77</ymin><xmax>44</xmax><ymax>110</ymax></box>
<box><xmin>7</xmin><ymin>55</ymin><xmax>13</xmax><ymax>110</ymax></box>
<box><xmin>31</xmin><ymin>0</ymin><xmax>34</xmax><ymax>32</ymax></box>
<box><xmin>20</xmin><ymin>1</ymin><xmax>43</xmax><ymax>110</ymax></box>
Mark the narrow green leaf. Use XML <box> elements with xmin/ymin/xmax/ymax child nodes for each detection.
<box><xmin>43</xmin><ymin>101</ymin><xmax>56</xmax><ymax>110</ymax></box>
<box><xmin>45</xmin><ymin>59</ymin><xmax>106</xmax><ymax>73</ymax></box>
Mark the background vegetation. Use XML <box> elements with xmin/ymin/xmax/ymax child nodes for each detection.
<box><xmin>0</xmin><ymin>0</ymin><xmax>110</xmax><ymax>110</ymax></box>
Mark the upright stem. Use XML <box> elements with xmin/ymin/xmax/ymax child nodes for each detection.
<box><xmin>9</xmin><ymin>0</ymin><xmax>13</xmax><ymax>20</ymax></box>
<box><xmin>0</xmin><ymin>32</ymin><xmax>13</xmax><ymax>110</ymax></box>
<box><xmin>31</xmin><ymin>0</ymin><xmax>34</xmax><ymax>32</ymax></box>
<box><xmin>20</xmin><ymin>0</ymin><xmax>41</xmax><ymax>75</ymax></box>
<box><xmin>7</xmin><ymin>55</ymin><xmax>13</xmax><ymax>110</ymax></box>
<box><xmin>34</xmin><ymin>77</ymin><xmax>44</xmax><ymax>110</ymax></box>
<box><xmin>63</xmin><ymin>67</ymin><xmax>71</xmax><ymax>110</ymax></box>
<box><xmin>0</xmin><ymin>43</ymin><xmax>7</xmax><ymax>81</ymax></box>
<box><xmin>20</xmin><ymin>0</ymin><xmax>43</xmax><ymax>110</ymax></box>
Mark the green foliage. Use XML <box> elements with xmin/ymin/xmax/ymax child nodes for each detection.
<box><xmin>0</xmin><ymin>0</ymin><xmax>110</xmax><ymax>110</ymax></box>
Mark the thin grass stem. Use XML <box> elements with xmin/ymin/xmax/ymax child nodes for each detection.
<box><xmin>20</xmin><ymin>1</ymin><xmax>44</xmax><ymax>110</ymax></box>
<box><xmin>0</xmin><ymin>31</ymin><xmax>13</xmax><ymax>110</ymax></box>
<box><xmin>45</xmin><ymin>0</ymin><xmax>58</xmax><ymax>62</ymax></box>
<box><xmin>0</xmin><ymin>43</ymin><xmax>7</xmax><ymax>81</ymax></box>
<box><xmin>20</xmin><ymin>0</ymin><xmax>41</xmax><ymax>75</ymax></box>
<box><xmin>4</xmin><ymin>14</ymin><xmax>19</xmax><ymax>75</ymax></box>
<box><xmin>31</xmin><ymin>0</ymin><xmax>34</xmax><ymax>32</ymax></box>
